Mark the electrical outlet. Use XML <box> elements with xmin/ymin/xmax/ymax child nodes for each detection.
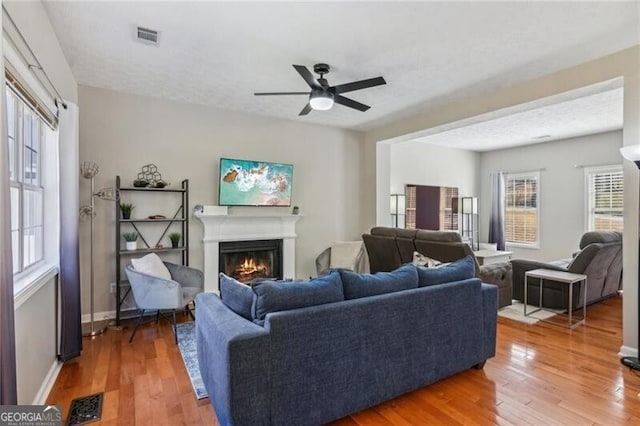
<box><xmin>110</xmin><ymin>282</ymin><xmax>116</xmax><ymax>294</ymax></box>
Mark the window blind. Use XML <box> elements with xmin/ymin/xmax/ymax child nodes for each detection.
<box><xmin>5</xmin><ymin>65</ymin><xmax>57</xmax><ymax>129</ymax></box>
<box><xmin>587</xmin><ymin>167</ymin><xmax>623</xmax><ymax>232</ymax></box>
<box><xmin>505</xmin><ymin>173</ymin><xmax>538</xmax><ymax>245</ymax></box>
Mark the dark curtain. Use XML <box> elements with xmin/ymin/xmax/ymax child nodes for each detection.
<box><xmin>58</xmin><ymin>102</ymin><xmax>82</xmax><ymax>361</ymax></box>
<box><xmin>488</xmin><ymin>172</ymin><xmax>506</xmax><ymax>251</ymax></box>
<box><xmin>0</xmin><ymin>57</ymin><xmax>17</xmax><ymax>404</ymax></box>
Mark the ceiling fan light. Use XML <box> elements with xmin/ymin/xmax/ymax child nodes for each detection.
<box><xmin>309</xmin><ymin>92</ymin><xmax>334</xmax><ymax>110</ymax></box>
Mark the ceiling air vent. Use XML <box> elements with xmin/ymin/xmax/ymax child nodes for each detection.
<box><xmin>136</xmin><ymin>26</ymin><xmax>159</xmax><ymax>45</ymax></box>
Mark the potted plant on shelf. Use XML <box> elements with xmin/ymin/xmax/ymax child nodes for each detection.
<box><xmin>168</xmin><ymin>232</ymin><xmax>181</xmax><ymax>248</ymax></box>
<box><xmin>120</xmin><ymin>203</ymin><xmax>134</xmax><ymax>219</ymax></box>
<box><xmin>123</xmin><ymin>232</ymin><xmax>138</xmax><ymax>251</ymax></box>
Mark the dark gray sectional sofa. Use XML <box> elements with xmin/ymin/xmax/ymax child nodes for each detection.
<box><xmin>362</xmin><ymin>226</ymin><xmax>512</xmax><ymax>308</ymax></box>
<box><xmin>196</xmin><ymin>259</ymin><xmax>498</xmax><ymax>426</ymax></box>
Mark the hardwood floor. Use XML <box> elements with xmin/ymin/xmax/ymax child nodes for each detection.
<box><xmin>47</xmin><ymin>296</ymin><xmax>640</xmax><ymax>425</ymax></box>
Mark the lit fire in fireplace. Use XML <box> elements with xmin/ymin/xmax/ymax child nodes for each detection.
<box><xmin>234</xmin><ymin>256</ymin><xmax>270</xmax><ymax>282</ymax></box>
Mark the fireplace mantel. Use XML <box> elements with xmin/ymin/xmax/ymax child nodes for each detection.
<box><xmin>194</xmin><ymin>210</ymin><xmax>302</xmax><ymax>292</ymax></box>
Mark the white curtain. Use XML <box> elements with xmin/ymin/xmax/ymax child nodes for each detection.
<box><xmin>0</xmin><ymin>24</ymin><xmax>18</xmax><ymax>403</ymax></box>
<box><xmin>57</xmin><ymin>102</ymin><xmax>82</xmax><ymax>361</ymax></box>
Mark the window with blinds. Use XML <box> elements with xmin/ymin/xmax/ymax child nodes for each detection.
<box><xmin>405</xmin><ymin>185</ymin><xmax>458</xmax><ymax>231</ymax></box>
<box><xmin>505</xmin><ymin>172</ymin><xmax>539</xmax><ymax>246</ymax></box>
<box><xmin>586</xmin><ymin>166</ymin><xmax>623</xmax><ymax>232</ymax></box>
<box><xmin>440</xmin><ymin>186</ymin><xmax>458</xmax><ymax>231</ymax></box>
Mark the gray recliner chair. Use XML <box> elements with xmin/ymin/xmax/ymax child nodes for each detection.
<box><xmin>511</xmin><ymin>231</ymin><xmax>622</xmax><ymax>310</ymax></box>
<box><xmin>125</xmin><ymin>261</ymin><xmax>204</xmax><ymax>343</ymax></box>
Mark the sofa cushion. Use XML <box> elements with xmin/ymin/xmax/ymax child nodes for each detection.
<box><xmin>251</xmin><ymin>271</ymin><xmax>344</xmax><ymax>325</ymax></box>
<box><xmin>416</xmin><ymin>255</ymin><xmax>475</xmax><ymax>287</ymax></box>
<box><xmin>339</xmin><ymin>264</ymin><xmax>419</xmax><ymax>300</ymax></box>
<box><xmin>131</xmin><ymin>253</ymin><xmax>172</xmax><ymax>281</ymax></box>
<box><xmin>219</xmin><ymin>273</ymin><xmax>254</xmax><ymax>320</ymax></box>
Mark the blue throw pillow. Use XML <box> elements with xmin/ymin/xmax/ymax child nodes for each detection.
<box><xmin>339</xmin><ymin>264</ymin><xmax>419</xmax><ymax>300</ymax></box>
<box><xmin>251</xmin><ymin>271</ymin><xmax>344</xmax><ymax>325</ymax></box>
<box><xmin>416</xmin><ymin>255</ymin><xmax>476</xmax><ymax>287</ymax></box>
<box><xmin>219</xmin><ymin>273</ymin><xmax>254</xmax><ymax>320</ymax></box>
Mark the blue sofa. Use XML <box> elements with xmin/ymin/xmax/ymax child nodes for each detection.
<box><xmin>196</xmin><ymin>260</ymin><xmax>497</xmax><ymax>426</ymax></box>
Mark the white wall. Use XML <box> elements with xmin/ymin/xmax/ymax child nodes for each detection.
<box><xmin>390</xmin><ymin>142</ymin><xmax>480</xmax><ymax>197</ymax></box>
<box><xmin>479</xmin><ymin>131</ymin><xmax>623</xmax><ymax>261</ymax></box>
<box><xmin>78</xmin><ymin>85</ymin><xmax>365</xmax><ymax>315</ymax></box>
<box><xmin>3</xmin><ymin>1</ymin><xmax>77</xmax><ymax>404</ymax></box>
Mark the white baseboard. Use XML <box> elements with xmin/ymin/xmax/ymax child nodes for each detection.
<box><xmin>33</xmin><ymin>360</ymin><xmax>62</xmax><ymax>405</ymax></box>
<box><xmin>81</xmin><ymin>308</ymin><xmax>136</xmax><ymax>324</ymax></box>
<box><xmin>619</xmin><ymin>345</ymin><xmax>637</xmax><ymax>358</ymax></box>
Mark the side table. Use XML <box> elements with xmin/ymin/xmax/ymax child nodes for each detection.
<box><xmin>474</xmin><ymin>249</ymin><xmax>512</xmax><ymax>266</ymax></box>
<box><xmin>524</xmin><ymin>268</ymin><xmax>587</xmax><ymax>329</ymax></box>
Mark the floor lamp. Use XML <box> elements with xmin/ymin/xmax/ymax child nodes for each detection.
<box><xmin>620</xmin><ymin>145</ymin><xmax>640</xmax><ymax>370</ymax></box>
<box><xmin>390</xmin><ymin>194</ymin><xmax>406</xmax><ymax>228</ymax></box>
<box><xmin>461</xmin><ymin>197</ymin><xmax>478</xmax><ymax>251</ymax></box>
<box><xmin>80</xmin><ymin>161</ymin><xmax>116</xmax><ymax>337</ymax></box>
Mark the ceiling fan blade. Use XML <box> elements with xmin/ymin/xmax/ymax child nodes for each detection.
<box><xmin>331</xmin><ymin>77</ymin><xmax>386</xmax><ymax>94</ymax></box>
<box><xmin>254</xmin><ymin>92</ymin><xmax>309</xmax><ymax>96</ymax></box>
<box><xmin>334</xmin><ymin>95</ymin><xmax>370</xmax><ymax>112</ymax></box>
<box><xmin>293</xmin><ymin>65</ymin><xmax>322</xmax><ymax>90</ymax></box>
<box><xmin>299</xmin><ymin>103</ymin><xmax>313</xmax><ymax>116</ymax></box>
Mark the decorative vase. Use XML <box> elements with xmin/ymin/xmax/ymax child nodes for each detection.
<box><xmin>171</xmin><ymin>240</ymin><xmax>179</xmax><ymax>249</ymax></box>
<box><xmin>125</xmin><ymin>241</ymin><xmax>137</xmax><ymax>251</ymax></box>
<box><xmin>122</xmin><ymin>211</ymin><xmax>131</xmax><ymax>219</ymax></box>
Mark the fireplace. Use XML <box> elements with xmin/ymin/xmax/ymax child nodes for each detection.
<box><xmin>194</xmin><ymin>211</ymin><xmax>302</xmax><ymax>292</ymax></box>
<box><xmin>219</xmin><ymin>239</ymin><xmax>283</xmax><ymax>283</ymax></box>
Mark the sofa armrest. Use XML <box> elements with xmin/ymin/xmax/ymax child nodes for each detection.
<box><xmin>195</xmin><ymin>293</ymin><xmax>271</xmax><ymax>426</ymax></box>
<box><xmin>510</xmin><ymin>259</ymin><xmax>567</xmax><ymax>302</ymax></box>
<box><xmin>479</xmin><ymin>262</ymin><xmax>512</xmax><ymax>309</ymax></box>
<box><xmin>480</xmin><ymin>283</ymin><xmax>497</xmax><ymax>360</ymax></box>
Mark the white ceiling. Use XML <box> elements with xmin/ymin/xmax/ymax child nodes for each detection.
<box><xmin>42</xmin><ymin>1</ymin><xmax>638</xmax><ymax>146</ymax></box>
<box><xmin>409</xmin><ymin>84</ymin><xmax>624</xmax><ymax>152</ymax></box>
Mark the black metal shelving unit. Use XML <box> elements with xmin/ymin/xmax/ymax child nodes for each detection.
<box><xmin>114</xmin><ymin>176</ymin><xmax>189</xmax><ymax>326</ymax></box>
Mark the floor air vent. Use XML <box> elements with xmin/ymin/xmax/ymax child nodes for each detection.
<box><xmin>66</xmin><ymin>392</ymin><xmax>103</xmax><ymax>425</ymax></box>
<box><xmin>136</xmin><ymin>26</ymin><xmax>159</xmax><ymax>45</ymax></box>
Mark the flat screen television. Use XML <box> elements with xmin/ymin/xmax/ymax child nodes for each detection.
<box><xmin>218</xmin><ymin>158</ymin><xmax>293</xmax><ymax>206</ymax></box>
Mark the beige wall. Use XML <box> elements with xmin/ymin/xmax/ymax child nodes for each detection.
<box><xmin>79</xmin><ymin>85</ymin><xmax>366</xmax><ymax>315</ymax></box>
<box><xmin>364</xmin><ymin>46</ymin><xmax>640</xmax><ymax>356</ymax></box>
<box><xmin>14</xmin><ymin>279</ymin><xmax>57</xmax><ymax>404</ymax></box>
<box><xmin>480</xmin><ymin>130</ymin><xmax>623</xmax><ymax>261</ymax></box>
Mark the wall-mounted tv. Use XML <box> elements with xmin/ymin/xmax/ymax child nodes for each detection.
<box><xmin>219</xmin><ymin>158</ymin><xmax>293</xmax><ymax>206</ymax></box>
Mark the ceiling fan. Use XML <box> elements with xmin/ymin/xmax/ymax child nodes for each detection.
<box><xmin>254</xmin><ymin>63</ymin><xmax>386</xmax><ymax>116</ymax></box>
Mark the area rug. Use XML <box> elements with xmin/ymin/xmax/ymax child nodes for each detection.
<box><xmin>176</xmin><ymin>322</ymin><xmax>208</xmax><ymax>399</ymax></box>
<box><xmin>498</xmin><ymin>302</ymin><xmax>560</xmax><ymax>325</ymax></box>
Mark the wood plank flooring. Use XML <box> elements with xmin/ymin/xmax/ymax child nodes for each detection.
<box><xmin>46</xmin><ymin>296</ymin><xmax>640</xmax><ymax>425</ymax></box>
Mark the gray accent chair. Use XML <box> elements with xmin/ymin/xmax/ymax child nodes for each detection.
<box><xmin>511</xmin><ymin>231</ymin><xmax>622</xmax><ymax>309</ymax></box>
<box><xmin>124</xmin><ymin>261</ymin><xmax>204</xmax><ymax>343</ymax></box>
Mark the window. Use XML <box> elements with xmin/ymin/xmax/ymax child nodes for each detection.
<box><xmin>505</xmin><ymin>172</ymin><xmax>539</xmax><ymax>246</ymax></box>
<box><xmin>586</xmin><ymin>166</ymin><xmax>623</xmax><ymax>232</ymax></box>
<box><xmin>7</xmin><ymin>86</ymin><xmax>45</xmax><ymax>274</ymax></box>
<box><xmin>404</xmin><ymin>185</ymin><xmax>458</xmax><ymax>231</ymax></box>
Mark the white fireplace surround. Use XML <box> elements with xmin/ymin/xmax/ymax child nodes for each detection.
<box><xmin>194</xmin><ymin>208</ymin><xmax>302</xmax><ymax>292</ymax></box>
